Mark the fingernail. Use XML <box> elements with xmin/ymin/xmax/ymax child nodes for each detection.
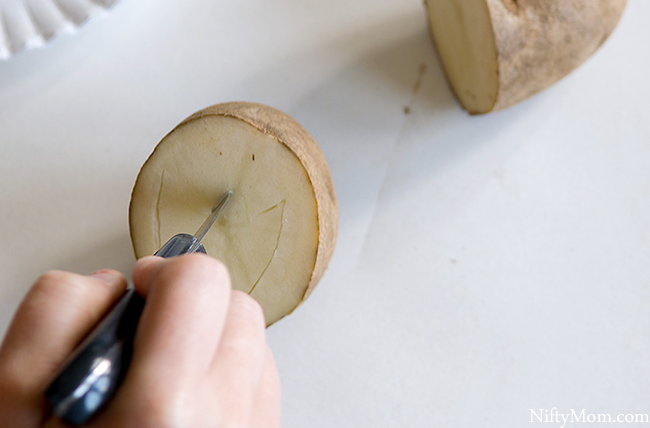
<box><xmin>90</xmin><ymin>269</ymin><xmax>123</xmax><ymax>288</ymax></box>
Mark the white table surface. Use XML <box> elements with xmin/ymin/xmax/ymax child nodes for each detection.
<box><xmin>1</xmin><ymin>0</ymin><xmax>649</xmax><ymax>426</ymax></box>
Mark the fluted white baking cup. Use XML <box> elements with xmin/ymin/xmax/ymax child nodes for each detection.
<box><xmin>0</xmin><ymin>0</ymin><xmax>119</xmax><ymax>59</ymax></box>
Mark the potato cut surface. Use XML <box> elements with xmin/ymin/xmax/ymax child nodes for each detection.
<box><xmin>426</xmin><ymin>0</ymin><xmax>499</xmax><ymax>113</ymax></box>
<box><xmin>130</xmin><ymin>104</ymin><xmax>337</xmax><ymax>325</ymax></box>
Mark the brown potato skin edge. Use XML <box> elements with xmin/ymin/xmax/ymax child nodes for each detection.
<box><xmin>425</xmin><ymin>0</ymin><xmax>627</xmax><ymax>114</ymax></box>
<box><xmin>130</xmin><ymin>102</ymin><xmax>338</xmax><ymax>322</ymax></box>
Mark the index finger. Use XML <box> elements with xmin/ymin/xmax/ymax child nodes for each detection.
<box><xmin>124</xmin><ymin>254</ymin><xmax>232</xmax><ymax>394</ymax></box>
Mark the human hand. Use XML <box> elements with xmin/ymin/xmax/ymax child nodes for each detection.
<box><xmin>0</xmin><ymin>254</ymin><xmax>281</xmax><ymax>428</ymax></box>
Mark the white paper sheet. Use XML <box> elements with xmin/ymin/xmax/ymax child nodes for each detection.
<box><xmin>0</xmin><ymin>0</ymin><xmax>648</xmax><ymax>426</ymax></box>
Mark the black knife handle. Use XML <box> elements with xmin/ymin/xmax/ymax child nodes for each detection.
<box><xmin>44</xmin><ymin>289</ymin><xmax>144</xmax><ymax>425</ymax></box>
<box><xmin>44</xmin><ymin>234</ymin><xmax>206</xmax><ymax>425</ymax></box>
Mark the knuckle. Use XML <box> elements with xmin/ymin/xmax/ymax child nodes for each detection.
<box><xmin>34</xmin><ymin>270</ymin><xmax>71</xmax><ymax>289</ymax></box>
<box><xmin>227</xmin><ymin>331</ymin><xmax>265</xmax><ymax>359</ymax></box>
<box><xmin>31</xmin><ymin>270</ymin><xmax>84</xmax><ymax>299</ymax></box>
<box><xmin>230</xmin><ymin>291</ymin><xmax>265</xmax><ymax>325</ymax></box>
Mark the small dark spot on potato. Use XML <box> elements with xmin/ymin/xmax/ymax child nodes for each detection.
<box><xmin>501</xmin><ymin>0</ymin><xmax>524</xmax><ymax>14</ymax></box>
<box><xmin>220</xmin><ymin>152</ymin><xmax>223</xmax><ymax>155</ymax></box>
<box><xmin>252</xmin><ymin>154</ymin><xmax>255</xmax><ymax>161</ymax></box>
<box><xmin>403</xmin><ymin>106</ymin><xmax>411</xmax><ymax>115</ymax></box>
<box><xmin>464</xmin><ymin>89</ymin><xmax>477</xmax><ymax>101</ymax></box>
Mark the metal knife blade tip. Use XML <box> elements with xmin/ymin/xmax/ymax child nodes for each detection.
<box><xmin>190</xmin><ymin>191</ymin><xmax>233</xmax><ymax>250</ymax></box>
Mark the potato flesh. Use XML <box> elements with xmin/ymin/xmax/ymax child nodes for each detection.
<box><xmin>426</xmin><ymin>0</ymin><xmax>499</xmax><ymax>114</ymax></box>
<box><xmin>130</xmin><ymin>116</ymin><xmax>319</xmax><ymax>325</ymax></box>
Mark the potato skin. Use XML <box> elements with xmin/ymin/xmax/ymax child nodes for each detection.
<box><xmin>488</xmin><ymin>0</ymin><xmax>627</xmax><ymax>112</ymax></box>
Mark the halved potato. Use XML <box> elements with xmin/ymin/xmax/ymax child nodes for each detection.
<box><xmin>129</xmin><ymin>102</ymin><xmax>338</xmax><ymax>325</ymax></box>
<box><xmin>425</xmin><ymin>0</ymin><xmax>627</xmax><ymax>113</ymax></box>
